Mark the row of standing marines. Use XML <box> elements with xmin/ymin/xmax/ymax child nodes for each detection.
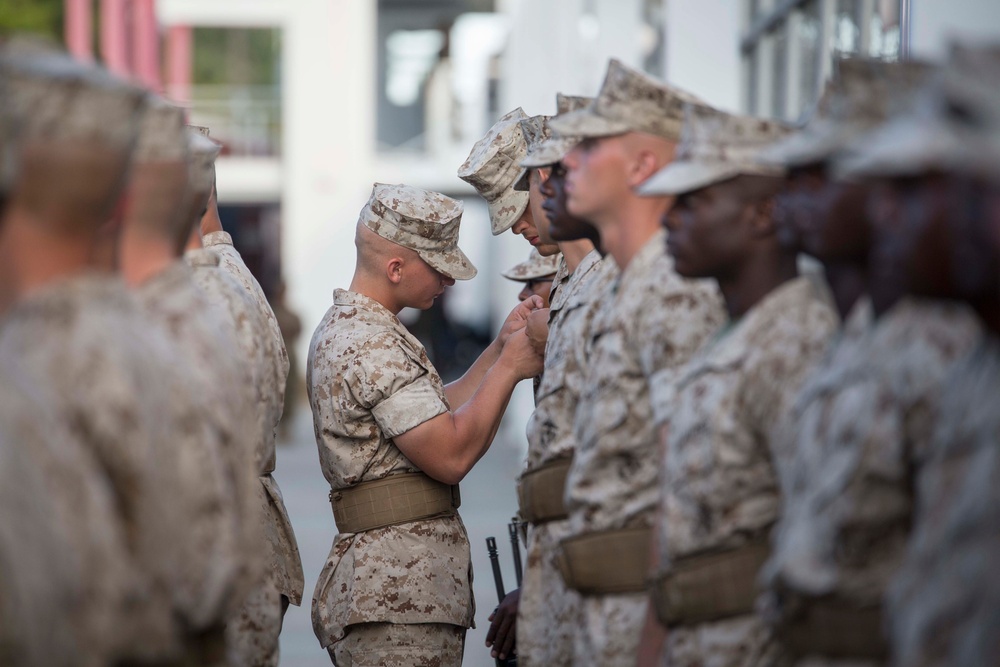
<box><xmin>0</xmin><ymin>29</ymin><xmax>998</xmax><ymax>667</ymax></box>
<box><xmin>0</xmin><ymin>38</ymin><xmax>303</xmax><ymax>666</ymax></box>
<box><xmin>305</xmin><ymin>42</ymin><xmax>1000</xmax><ymax>667</ymax></box>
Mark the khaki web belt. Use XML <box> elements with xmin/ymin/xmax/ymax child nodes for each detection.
<box><xmin>651</xmin><ymin>541</ymin><xmax>770</xmax><ymax>626</ymax></box>
<box><xmin>329</xmin><ymin>471</ymin><xmax>461</xmax><ymax>534</ymax></box>
<box><xmin>517</xmin><ymin>455</ymin><xmax>573</xmax><ymax>525</ymax></box>
<box><xmin>556</xmin><ymin>526</ymin><xmax>652</xmax><ymax>595</ymax></box>
<box><xmin>781</xmin><ymin>600</ymin><xmax>887</xmax><ymax>660</ymax></box>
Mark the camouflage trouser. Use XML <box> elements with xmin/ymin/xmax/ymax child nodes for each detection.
<box><xmin>517</xmin><ymin>519</ymin><xmax>582</xmax><ymax>666</ymax></box>
<box><xmin>664</xmin><ymin>613</ymin><xmax>788</xmax><ymax>667</ymax></box>
<box><xmin>328</xmin><ymin>622</ymin><xmax>466</xmax><ymax>667</ymax></box>
<box><xmin>795</xmin><ymin>658</ymin><xmax>881</xmax><ymax>667</ymax></box>
<box><xmin>225</xmin><ymin>580</ymin><xmax>286</xmax><ymax>667</ymax></box>
<box><xmin>573</xmin><ymin>592</ymin><xmax>647</xmax><ymax>667</ymax></box>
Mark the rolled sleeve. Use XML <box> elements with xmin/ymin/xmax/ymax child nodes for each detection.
<box><xmin>372</xmin><ymin>377</ymin><xmax>449</xmax><ymax>439</ymax></box>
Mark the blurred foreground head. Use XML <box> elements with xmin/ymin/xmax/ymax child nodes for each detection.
<box><xmin>836</xmin><ymin>43</ymin><xmax>1000</xmax><ymax>313</ymax></box>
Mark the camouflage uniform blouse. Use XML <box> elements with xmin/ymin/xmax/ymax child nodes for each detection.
<box><xmin>0</xmin><ymin>362</ymin><xmax>131</xmax><ymax>667</ymax></box>
<box><xmin>307</xmin><ymin>289</ymin><xmax>474</xmax><ymax>648</ymax></box>
<box><xmin>568</xmin><ymin>229</ymin><xmax>724</xmax><ymax>536</ymax></box>
<box><xmin>658</xmin><ymin>277</ymin><xmax>837</xmax><ymax>667</ymax></box>
<box><xmin>887</xmin><ymin>335</ymin><xmax>1000</xmax><ymax>667</ymax></box>
<box><xmin>137</xmin><ymin>260</ymin><xmax>261</xmax><ymax>626</ymax></box>
<box><xmin>188</xmin><ymin>245</ymin><xmax>305</xmax><ymax>605</ymax></box>
<box><xmin>0</xmin><ymin>274</ymin><xmax>188</xmax><ymax>659</ymax></box>
<box><xmin>525</xmin><ymin>249</ymin><xmax>613</xmax><ymax>469</ymax></box>
<box><xmin>763</xmin><ymin>298</ymin><xmax>980</xmax><ymax>625</ymax></box>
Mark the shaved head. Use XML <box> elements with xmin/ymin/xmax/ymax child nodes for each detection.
<box><xmin>354</xmin><ymin>221</ymin><xmax>418</xmax><ymax>277</ymax></box>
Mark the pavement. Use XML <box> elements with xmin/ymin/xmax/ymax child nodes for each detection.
<box><xmin>275</xmin><ymin>403</ymin><xmax>527</xmax><ymax>667</ymax></box>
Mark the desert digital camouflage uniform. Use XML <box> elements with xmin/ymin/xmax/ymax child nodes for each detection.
<box><xmin>308</xmin><ymin>289</ymin><xmax>474</xmax><ymax>660</ymax></box>
<box><xmin>202</xmin><ymin>230</ymin><xmax>304</xmax><ymax>606</ymax></box>
<box><xmin>516</xmin><ymin>248</ymin><xmax>614</xmax><ymax>667</ymax></box>
<box><xmin>762</xmin><ymin>299</ymin><xmax>981</xmax><ymax>667</ymax></box>
<box><xmin>657</xmin><ymin>277</ymin><xmax>836</xmax><ymax>667</ymax></box>
<box><xmin>567</xmin><ymin>229</ymin><xmax>724</xmax><ymax>666</ymax></box>
<box><xmin>0</xmin><ymin>361</ymin><xmax>131</xmax><ymax>667</ymax></box>
<box><xmin>136</xmin><ymin>261</ymin><xmax>261</xmax><ymax>632</ymax></box>
<box><xmin>185</xmin><ymin>248</ymin><xmax>287</xmax><ymax>666</ymax></box>
<box><xmin>308</xmin><ymin>184</ymin><xmax>478</xmax><ymax>666</ymax></box>
<box><xmin>0</xmin><ymin>275</ymin><xmax>189</xmax><ymax>662</ymax></box>
<box><xmin>886</xmin><ymin>337</ymin><xmax>1000</xmax><ymax>667</ymax></box>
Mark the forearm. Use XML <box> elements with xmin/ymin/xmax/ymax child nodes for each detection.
<box><xmin>444</xmin><ymin>338</ymin><xmax>502</xmax><ymax>406</ymax></box>
<box><xmin>445</xmin><ymin>360</ymin><xmax>520</xmax><ymax>477</ymax></box>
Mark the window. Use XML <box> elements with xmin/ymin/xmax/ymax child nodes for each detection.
<box><xmin>742</xmin><ymin>0</ymin><xmax>908</xmax><ymax>120</ymax></box>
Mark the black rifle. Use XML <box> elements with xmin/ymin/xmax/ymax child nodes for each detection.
<box><xmin>508</xmin><ymin>519</ymin><xmax>523</xmax><ymax>587</ymax></box>
<box><xmin>486</xmin><ymin>536</ymin><xmax>517</xmax><ymax>667</ymax></box>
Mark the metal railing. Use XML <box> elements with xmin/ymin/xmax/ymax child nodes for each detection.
<box><xmin>169</xmin><ymin>84</ymin><xmax>282</xmax><ymax>157</ymax></box>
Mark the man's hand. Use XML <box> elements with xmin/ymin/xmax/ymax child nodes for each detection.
<box><xmin>499</xmin><ymin>329</ymin><xmax>544</xmax><ymax>380</ymax></box>
<box><xmin>486</xmin><ymin>588</ymin><xmax>519</xmax><ymax>661</ymax></box>
<box><xmin>498</xmin><ymin>295</ymin><xmax>545</xmax><ymax>347</ymax></box>
<box><xmin>636</xmin><ymin>601</ymin><xmax>667</xmax><ymax>666</ymax></box>
<box><xmin>525</xmin><ymin>308</ymin><xmax>550</xmax><ymax>357</ymax></box>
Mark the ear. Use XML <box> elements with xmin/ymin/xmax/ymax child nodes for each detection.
<box><xmin>386</xmin><ymin>256</ymin><xmax>404</xmax><ymax>284</ymax></box>
<box><xmin>749</xmin><ymin>197</ymin><xmax>778</xmax><ymax>238</ymax></box>
<box><xmin>626</xmin><ymin>149</ymin><xmax>656</xmax><ymax>187</ymax></box>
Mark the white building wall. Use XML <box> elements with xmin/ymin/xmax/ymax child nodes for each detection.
<box><xmin>910</xmin><ymin>0</ymin><xmax>1000</xmax><ymax>59</ymax></box>
<box><xmin>664</xmin><ymin>0</ymin><xmax>742</xmax><ymax>112</ymax></box>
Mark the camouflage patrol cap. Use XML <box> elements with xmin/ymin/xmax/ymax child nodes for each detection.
<box><xmin>513</xmin><ymin>114</ymin><xmax>552</xmax><ymax>192</ymax></box>
<box><xmin>123</xmin><ymin>98</ymin><xmax>192</xmax><ymax>233</ymax></box>
<box><xmin>639</xmin><ymin>105</ymin><xmax>792</xmax><ymax>196</ymax></box>
<box><xmin>360</xmin><ymin>182</ymin><xmax>477</xmax><ymax>281</ymax></box>
<box><xmin>520</xmin><ymin>94</ymin><xmax>594</xmax><ymax>170</ymax></box>
<box><xmin>763</xmin><ymin>58</ymin><xmax>934</xmax><ymax>169</ymax></box>
<box><xmin>501</xmin><ymin>248</ymin><xmax>562</xmax><ymax>282</ymax></box>
<box><xmin>457</xmin><ymin>108</ymin><xmax>530</xmax><ymax>235</ymax></box>
<box><xmin>836</xmin><ymin>45</ymin><xmax>1000</xmax><ymax>183</ymax></box>
<box><xmin>549</xmin><ymin>58</ymin><xmax>707</xmax><ymax>142</ymax></box>
<box><xmin>186</xmin><ymin>127</ymin><xmax>221</xmax><ymax>198</ymax></box>
<box><xmin>135</xmin><ymin>97</ymin><xmax>189</xmax><ymax>163</ymax></box>
<box><xmin>0</xmin><ymin>41</ymin><xmax>146</xmax><ymax>153</ymax></box>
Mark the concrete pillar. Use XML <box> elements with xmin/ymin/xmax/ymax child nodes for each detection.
<box><xmin>281</xmin><ymin>0</ymin><xmax>378</xmax><ymax>356</ymax></box>
<box><xmin>164</xmin><ymin>25</ymin><xmax>192</xmax><ymax>106</ymax></box>
<box><xmin>65</xmin><ymin>0</ymin><xmax>94</xmax><ymax>62</ymax></box>
<box><xmin>100</xmin><ymin>0</ymin><xmax>130</xmax><ymax>77</ymax></box>
<box><xmin>132</xmin><ymin>0</ymin><xmax>161</xmax><ymax>91</ymax></box>
<box><xmin>665</xmin><ymin>0</ymin><xmax>742</xmax><ymax>112</ymax></box>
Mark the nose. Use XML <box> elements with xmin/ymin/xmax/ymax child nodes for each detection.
<box><xmin>563</xmin><ymin>146</ymin><xmax>582</xmax><ymax>170</ymax></box>
<box><xmin>511</xmin><ymin>216</ymin><xmax>530</xmax><ymax>234</ymax></box>
<box><xmin>663</xmin><ymin>205</ymin><xmax>683</xmax><ymax>232</ymax></box>
<box><xmin>442</xmin><ymin>276</ymin><xmax>456</xmax><ymax>287</ymax></box>
<box><xmin>517</xmin><ymin>285</ymin><xmax>531</xmax><ymax>302</ymax></box>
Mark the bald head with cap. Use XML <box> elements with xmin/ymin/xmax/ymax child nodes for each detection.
<box><xmin>349</xmin><ymin>183</ymin><xmax>476</xmax><ymax>313</ymax></box>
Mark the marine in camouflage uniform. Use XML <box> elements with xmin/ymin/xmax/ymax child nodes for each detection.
<box><xmin>549</xmin><ymin>60</ymin><xmax>724</xmax><ymax>666</ymax></box>
<box><xmin>762</xmin><ymin>57</ymin><xmax>984</xmax><ymax>667</ymax></box>
<box><xmin>308</xmin><ymin>183</ymin><xmax>542</xmax><ymax>666</ymax></box>
<box><xmin>0</xmin><ymin>47</ymin><xmax>193</xmax><ymax>664</ymax></box>
<box><xmin>636</xmin><ymin>107</ymin><xmax>836</xmax><ymax>667</ymax></box>
<box><xmin>856</xmin><ymin>45</ymin><xmax>1000</xmax><ymax>667</ymax></box>
<box><xmin>122</xmin><ymin>110</ymin><xmax>261</xmax><ymax>663</ymax></box>
<box><xmin>495</xmin><ymin>94</ymin><xmax>616</xmax><ymax>667</ymax></box>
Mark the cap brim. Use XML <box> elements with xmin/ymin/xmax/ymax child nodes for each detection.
<box><xmin>488</xmin><ymin>188</ymin><xmax>530</xmax><ymax>235</ymax></box>
<box><xmin>521</xmin><ymin>136</ymin><xmax>580</xmax><ymax>168</ymax></box>
<box><xmin>549</xmin><ymin>108</ymin><xmax>630</xmax><ymax>139</ymax></box>
<box><xmin>834</xmin><ymin>116</ymin><xmax>970</xmax><ymax>180</ymax></box>
<box><xmin>420</xmin><ymin>245</ymin><xmax>478</xmax><ymax>281</ymax></box>
<box><xmin>638</xmin><ymin>161</ymin><xmax>744</xmax><ymax>197</ymax></box>
<box><xmin>761</xmin><ymin>122</ymin><xmax>843</xmax><ymax>168</ymax></box>
<box><xmin>512</xmin><ymin>168</ymin><xmax>530</xmax><ymax>192</ymax></box>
